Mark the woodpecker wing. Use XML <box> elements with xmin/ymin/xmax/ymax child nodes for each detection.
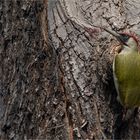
<box><xmin>113</xmin><ymin>52</ymin><xmax>140</xmax><ymax>107</ymax></box>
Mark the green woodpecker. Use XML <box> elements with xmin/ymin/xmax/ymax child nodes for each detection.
<box><xmin>105</xmin><ymin>29</ymin><xmax>140</xmax><ymax>108</ymax></box>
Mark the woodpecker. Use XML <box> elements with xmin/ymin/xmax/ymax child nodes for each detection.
<box><xmin>105</xmin><ymin>29</ymin><xmax>140</xmax><ymax>108</ymax></box>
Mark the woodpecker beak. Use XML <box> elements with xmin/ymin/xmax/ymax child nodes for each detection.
<box><xmin>103</xmin><ymin>28</ymin><xmax>125</xmax><ymax>44</ymax></box>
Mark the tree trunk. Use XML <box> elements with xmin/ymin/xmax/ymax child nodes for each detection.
<box><xmin>1</xmin><ymin>0</ymin><xmax>140</xmax><ymax>139</ymax></box>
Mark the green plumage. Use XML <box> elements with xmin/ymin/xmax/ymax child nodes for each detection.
<box><xmin>114</xmin><ymin>52</ymin><xmax>140</xmax><ymax>107</ymax></box>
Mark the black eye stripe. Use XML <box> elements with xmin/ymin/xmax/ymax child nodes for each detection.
<box><xmin>123</xmin><ymin>35</ymin><xmax>129</xmax><ymax>40</ymax></box>
<box><xmin>119</xmin><ymin>34</ymin><xmax>130</xmax><ymax>43</ymax></box>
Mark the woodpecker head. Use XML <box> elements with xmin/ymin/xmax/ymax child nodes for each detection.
<box><xmin>104</xmin><ymin>28</ymin><xmax>139</xmax><ymax>52</ymax></box>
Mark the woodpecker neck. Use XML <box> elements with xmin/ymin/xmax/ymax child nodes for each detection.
<box><xmin>121</xmin><ymin>45</ymin><xmax>138</xmax><ymax>54</ymax></box>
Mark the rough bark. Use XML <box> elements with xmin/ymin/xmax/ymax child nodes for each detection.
<box><xmin>48</xmin><ymin>0</ymin><xmax>140</xmax><ymax>139</ymax></box>
<box><xmin>1</xmin><ymin>0</ymin><xmax>140</xmax><ymax>139</ymax></box>
<box><xmin>0</xmin><ymin>0</ymin><xmax>55</xmax><ymax>139</ymax></box>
